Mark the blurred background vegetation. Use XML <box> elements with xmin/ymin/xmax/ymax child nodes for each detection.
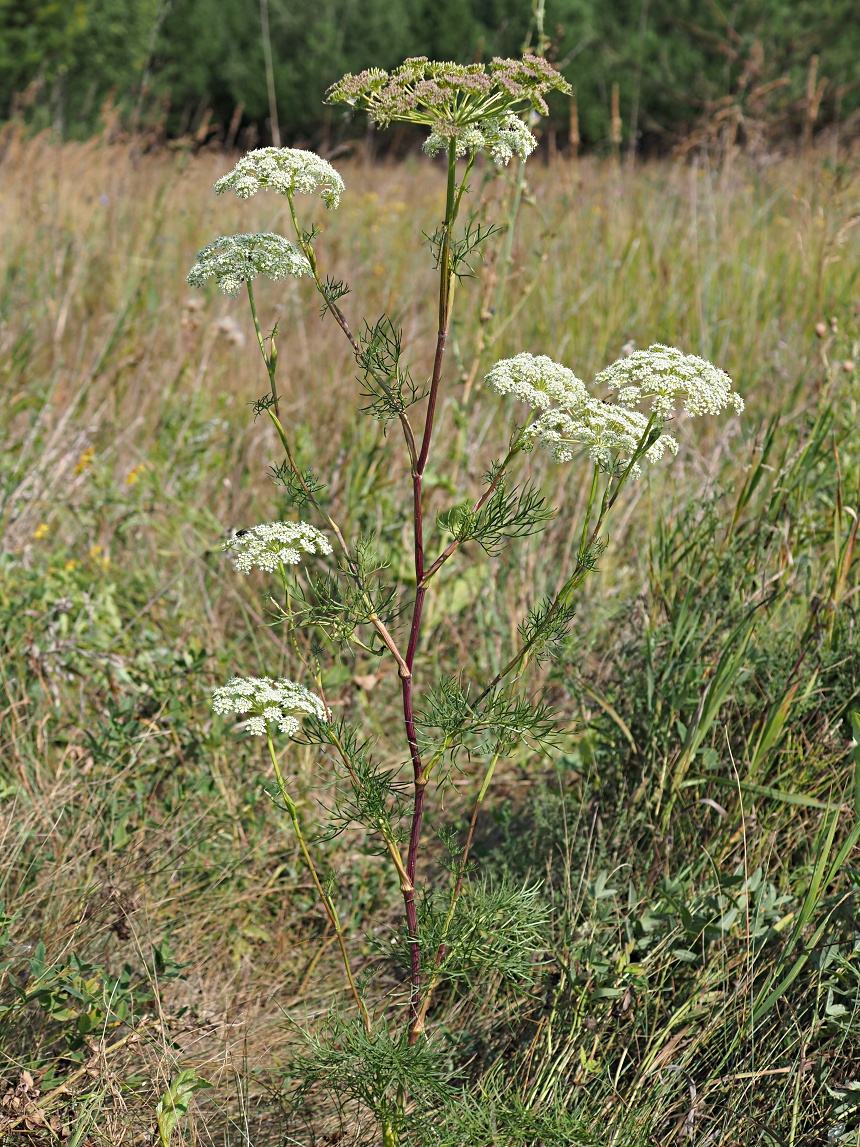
<box><xmin>1</xmin><ymin>0</ymin><xmax>859</xmax><ymax>150</ymax></box>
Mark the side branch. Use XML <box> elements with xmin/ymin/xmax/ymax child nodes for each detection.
<box><xmin>267</xmin><ymin>408</ymin><xmax>409</xmax><ymax>675</ymax></box>
<box><xmin>419</xmin><ymin>442</ymin><xmax>521</xmax><ymax>588</ymax></box>
<box><xmin>286</xmin><ymin>192</ymin><xmax>418</xmax><ymax>467</ymax></box>
<box><xmin>472</xmin><ymin>428</ymin><xmax>656</xmax><ymax>707</ymax></box>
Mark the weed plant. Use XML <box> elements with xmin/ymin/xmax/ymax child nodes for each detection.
<box><xmin>0</xmin><ymin>84</ymin><xmax>859</xmax><ymax>1147</ymax></box>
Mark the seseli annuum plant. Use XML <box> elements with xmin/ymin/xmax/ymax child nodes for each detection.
<box><xmin>188</xmin><ymin>54</ymin><xmax>744</xmax><ymax>1146</ymax></box>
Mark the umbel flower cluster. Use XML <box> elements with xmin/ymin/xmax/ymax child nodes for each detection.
<box><xmin>186</xmin><ymin>233</ymin><xmax>311</xmax><ymax>296</ymax></box>
<box><xmin>424</xmin><ymin>111</ymin><xmax>536</xmax><ymax>164</ymax></box>
<box><xmin>327</xmin><ymin>55</ymin><xmax>570</xmax><ymax>162</ymax></box>
<box><xmin>214</xmin><ymin>147</ymin><xmax>345</xmax><ymax>209</ymax></box>
<box><xmin>212</xmin><ymin>676</ymin><xmax>327</xmax><ymax>737</ymax></box>
<box><xmin>486</xmin><ymin>346</ymin><xmax>742</xmax><ymax>470</ymax></box>
<box><xmin>595</xmin><ymin>343</ymin><xmax>745</xmax><ymax>417</ymax></box>
<box><xmin>213</xmin><ymin>523</ymin><xmax>331</xmax><ymax>734</ymax></box>
<box><xmin>224</xmin><ymin>520</ymin><xmax>333</xmax><ymax>574</ymax></box>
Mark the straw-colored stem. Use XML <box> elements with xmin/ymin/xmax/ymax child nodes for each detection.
<box><xmin>266</xmin><ymin>729</ymin><xmax>370</xmax><ymax>1031</ymax></box>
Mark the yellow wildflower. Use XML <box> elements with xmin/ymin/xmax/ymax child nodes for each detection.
<box><xmin>88</xmin><ymin>544</ymin><xmax>110</xmax><ymax>569</ymax></box>
<box><xmin>74</xmin><ymin>447</ymin><xmax>95</xmax><ymax>475</ymax></box>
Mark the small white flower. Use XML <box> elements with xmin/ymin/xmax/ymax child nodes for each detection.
<box><xmin>187</xmin><ymin>233</ymin><xmax>311</xmax><ymax>296</ymax></box>
<box><xmin>223</xmin><ymin>521</ymin><xmax>332</xmax><ymax>574</ymax></box>
<box><xmin>486</xmin><ymin>352</ymin><xmax>662</xmax><ymax>470</ymax></box>
<box><xmin>215</xmin><ymin>147</ymin><xmax>345</xmax><ymax>209</ymax></box>
<box><xmin>485</xmin><ymin>352</ymin><xmax>588</xmax><ymax>411</ymax></box>
<box><xmin>595</xmin><ymin>344</ymin><xmax>744</xmax><ymax>418</ymax></box>
<box><xmin>487</xmin><ymin>345</ymin><xmax>741</xmax><ymax>475</ymax></box>
<box><xmin>481</xmin><ymin>113</ymin><xmax>538</xmax><ymax>164</ymax></box>
<box><xmin>645</xmin><ymin>433</ymin><xmax>680</xmax><ymax>464</ymax></box>
<box><xmin>423</xmin><ymin>112</ymin><xmax>537</xmax><ymax>165</ymax></box>
<box><xmin>212</xmin><ymin>675</ymin><xmax>327</xmax><ymax>737</ymax></box>
<box><xmin>524</xmin><ymin>400</ymin><xmax>677</xmax><ymax>473</ymax></box>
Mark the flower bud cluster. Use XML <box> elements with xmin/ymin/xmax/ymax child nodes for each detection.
<box><xmin>187</xmin><ymin>233</ymin><xmax>310</xmax><ymax>295</ymax></box>
<box><xmin>224</xmin><ymin>521</ymin><xmax>332</xmax><ymax>574</ymax></box>
<box><xmin>215</xmin><ymin>147</ymin><xmax>345</xmax><ymax>209</ymax></box>
<box><xmin>490</xmin><ymin>55</ymin><xmax>572</xmax><ymax>114</ymax></box>
<box><xmin>327</xmin><ymin>55</ymin><xmax>570</xmax><ymax>163</ymax></box>
<box><xmin>423</xmin><ymin>112</ymin><xmax>537</xmax><ymax>165</ymax></box>
<box><xmin>595</xmin><ymin>344</ymin><xmax>745</xmax><ymax>418</ymax></box>
<box><xmin>212</xmin><ymin>676</ymin><xmax>327</xmax><ymax>737</ymax></box>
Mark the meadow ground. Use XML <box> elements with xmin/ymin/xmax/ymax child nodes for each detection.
<box><xmin>1</xmin><ymin>128</ymin><xmax>860</xmax><ymax>1145</ymax></box>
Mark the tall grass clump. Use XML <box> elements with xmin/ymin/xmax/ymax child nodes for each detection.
<box><xmin>0</xmin><ymin>69</ymin><xmax>859</xmax><ymax>1147</ymax></box>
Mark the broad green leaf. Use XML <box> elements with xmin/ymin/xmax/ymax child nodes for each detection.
<box><xmin>156</xmin><ymin>1068</ymin><xmax>212</xmax><ymax>1147</ymax></box>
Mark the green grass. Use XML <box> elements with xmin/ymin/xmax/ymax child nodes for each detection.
<box><xmin>0</xmin><ymin>129</ymin><xmax>859</xmax><ymax>1144</ymax></box>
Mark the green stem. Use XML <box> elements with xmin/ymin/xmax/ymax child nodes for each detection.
<box><xmin>265</xmin><ymin>406</ymin><xmax>410</xmax><ymax>677</ymax></box>
<box><xmin>419</xmin><ymin>435</ymin><xmax>524</xmax><ymax>588</ymax></box>
<box><xmin>285</xmin><ymin>190</ymin><xmax>418</xmax><ymax>467</ymax></box>
<box><xmin>451</xmin><ymin>151</ymin><xmax>475</xmax><ymax>227</ymax></box>
<box><xmin>286</xmin><ymin>190</ymin><xmax>315</xmax><ymax>273</ymax></box>
<box><xmin>382</xmin><ymin>1116</ymin><xmax>399</xmax><ymax>1147</ymax></box>
<box><xmin>401</xmin><ymin>139</ymin><xmax>464</xmax><ymax>1039</ymax></box>
<box><xmin>578</xmin><ymin>464</ymin><xmax>601</xmax><ymax>564</ymax></box>
<box><xmin>492</xmin><ymin>155</ymin><xmax>528</xmax><ymax>323</ymax></box>
<box><xmin>265</xmin><ymin>729</ymin><xmax>370</xmax><ymax>1031</ymax></box>
<box><xmin>325</xmin><ymin>727</ymin><xmax>413</xmax><ymax>895</ymax></box>
<box><xmin>246</xmin><ymin>280</ymin><xmax>278</xmax><ymax>419</ymax></box>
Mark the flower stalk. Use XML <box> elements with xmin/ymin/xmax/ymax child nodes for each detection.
<box><xmin>246</xmin><ymin>280</ymin><xmax>279</xmax><ymax>419</ymax></box>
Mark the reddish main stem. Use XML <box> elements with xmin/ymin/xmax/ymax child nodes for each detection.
<box><xmin>416</xmin><ymin>327</ymin><xmax>449</xmax><ymax>474</ymax></box>
<box><xmin>404</xmin><ymin>282</ymin><xmax>452</xmax><ymax>879</ymax></box>
<box><xmin>403</xmin><ymin>144</ymin><xmax>458</xmax><ymax>1041</ymax></box>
